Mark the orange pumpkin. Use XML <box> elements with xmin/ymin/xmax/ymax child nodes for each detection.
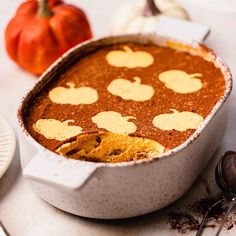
<box><xmin>5</xmin><ymin>0</ymin><xmax>92</xmax><ymax>75</ymax></box>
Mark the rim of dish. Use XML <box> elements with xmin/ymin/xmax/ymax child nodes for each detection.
<box><xmin>17</xmin><ymin>33</ymin><xmax>233</xmax><ymax>168</ymax></box>
<box><xmin>0</xmin><ymin>115</ymin><xmax>16</xmax><ymax>178</ymax></box>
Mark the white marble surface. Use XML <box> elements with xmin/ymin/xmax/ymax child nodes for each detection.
<box><xmin>0</xmin><ymin>1</ymin><xmax>236</xmax><ymax>235</ymax></box>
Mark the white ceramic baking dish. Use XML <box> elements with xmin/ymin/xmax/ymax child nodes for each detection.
<box><xmin>18</xmin><ymin>34</ymin><xmax>232</xmax><ymax>219</ymax></box>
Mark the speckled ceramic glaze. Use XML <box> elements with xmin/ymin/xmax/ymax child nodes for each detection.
<box><xmin>18</xmin><ymin>34</ymin><xmax>232</xmax><ymax>219</ymax></box>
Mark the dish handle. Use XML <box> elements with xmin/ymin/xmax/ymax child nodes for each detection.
<box><xmin>23</xmin><ymin>150</ymin><xmax>100</xmax><ymax>191</ymax></box>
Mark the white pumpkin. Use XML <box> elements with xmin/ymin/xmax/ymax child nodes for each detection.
<box><xmin>109</xmin><ymin>0</ymin><xmax>189</xmax><ymax>35</ymax></box>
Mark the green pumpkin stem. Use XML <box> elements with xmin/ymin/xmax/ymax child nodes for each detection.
<box><xmin>143</xmin><ymin>0</ymin><xmax>161</xmax><ymax>17</ymax></box>
<box><xmin>37</xmin><ymin>0</ymin><xmax>53</xmax><ymax>17</ymax></box>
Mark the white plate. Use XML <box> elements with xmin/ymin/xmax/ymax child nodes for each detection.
<box><xmin>0</xmin><ymin>115</ymin><xmax>15</xmax><ymax>178</ymax></box>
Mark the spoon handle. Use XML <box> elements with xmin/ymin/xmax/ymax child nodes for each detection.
<box><xmin>196</xmin><ymin>198</ymin><xmax>223</xmax><ymax>236</ymax></box>
<box><xmin>215</xmin><ymin>197</ymin><xmax>236</xmax><ymax>236</ymax></box>
<box><xmin>0</xmin><ymin>220</ymin><xmax>9</xmax><ymax>236</ymax></box>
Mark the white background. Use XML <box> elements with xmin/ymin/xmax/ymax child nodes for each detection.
<box><xmin>1</xmin><ymin>0</ymin><xmax>236</xmax><ymax>235</ymax></box>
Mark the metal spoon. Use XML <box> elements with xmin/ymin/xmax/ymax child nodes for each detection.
<box><xmin>0</xmin><ymin>220</ymin><xmax>9</xmax><ymax>236</ymax></box>
<box><xmin>196</xmin><ymin>151</ymin><xmax>236</xmax><ymax>236</ymax></box>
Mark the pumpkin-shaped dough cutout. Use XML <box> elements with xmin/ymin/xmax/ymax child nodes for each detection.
<box><xmin>159</xmin><ymin>70</ymin><xmax>203</xmax><ymax>94</ymax></box>
<box><xmin>106</xmin><ymin>46</ymin><xmax>154</xmax><ymax>68</ymax></box>
<box><xmin>152</xmin><ymin>109</ymin><xmax>203</xmax><ymax>131</ymax></box>
<box><xmin>92</xmin><ymin>111</ymin><xmax>137</xmax><ymax>134</ymax></box>
<box><xmin>107</xmin><ymin>77</ymin><xmax>154</xmax><ymax>101</ymax></box>
<box><xmin>33</xmin><ymin>119</ymin><xmax>83</xmax><ymax>141</ymax></box>
<box><xmin>49</xmin><ymin>82</ymin><xmax>98</xmax><ymax>105</ymax></box>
